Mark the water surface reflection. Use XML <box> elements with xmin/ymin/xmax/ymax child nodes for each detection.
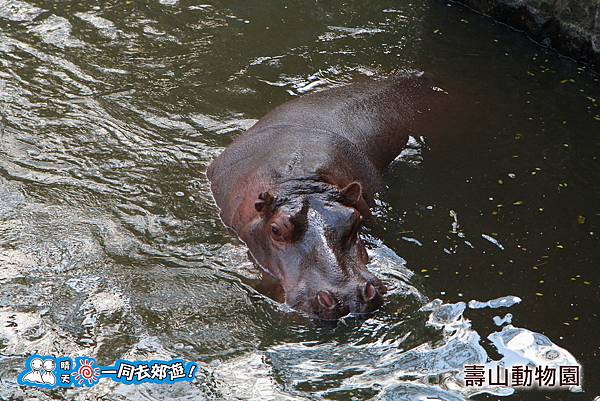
<box><xmin>0</xmin><ymin>0</ymin><xmax>598</xmax><ymax>400</ymax></box>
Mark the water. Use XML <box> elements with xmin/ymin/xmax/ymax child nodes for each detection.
<box><xmin>0</xmin><ymin>0</ymin><xmax>598</xmax><ymax>400</ymax></box>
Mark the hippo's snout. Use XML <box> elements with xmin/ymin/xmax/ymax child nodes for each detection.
<box><xmin>312</xmin><ymin>279</ymin><xmax>387</xmax><ymax>320</ymax></box>
<box><xmin>317</xmin><ymin>290</ymin><xmax>336</xmax><ymax>310</ymax></box>
<box><xmin>361</xmin><ymin>282</ymin><xmax>378</xmax><ymax>302</ymax></box>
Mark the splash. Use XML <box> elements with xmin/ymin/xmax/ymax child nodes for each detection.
<box><xmin>208</xmin><ymin>298</ymin><xmax>581</xmax><ymax>400</ymax></box>
<box><xmin>206</xmin><ymin>244</ymin><xmax>582</xmax><ymax>400</ymax></box>
<box><xmin>468</xmin><ymin>295</ymin><xmax>521</xmax><ymax>309</ymax></box>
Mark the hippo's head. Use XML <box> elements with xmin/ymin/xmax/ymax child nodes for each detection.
<box><xmin>244</xmin><ymin>180</ymin><xmax>387</xmax><ymax>320</ymax></box>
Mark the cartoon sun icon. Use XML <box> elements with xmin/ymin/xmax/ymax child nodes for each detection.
<box><xmin>72</xmin><ymin>358</ymin><xmax>100</xmax><ymax>386</ymax></box>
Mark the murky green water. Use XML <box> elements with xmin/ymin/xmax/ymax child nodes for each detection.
<box><xmin>0</xmin><ymin>0</ymin><xmax>598</xmax><ymax>400</ymax></box>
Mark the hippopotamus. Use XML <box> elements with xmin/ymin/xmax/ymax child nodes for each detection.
<box><xmin>207</xmin><ymin>73</ymin><xmax>451</xmax><ymax>320</ymax></box>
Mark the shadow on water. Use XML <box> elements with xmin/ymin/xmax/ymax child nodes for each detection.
<box><xmin>0</xmin><ymin>0</ymin><xmax>598</xmax><ymax>400</ymax></box>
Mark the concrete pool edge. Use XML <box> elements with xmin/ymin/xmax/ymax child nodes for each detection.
<box><xmin>452</xmin><ymin>0</ymin><xmax>600</xmax><ymax>71</ymax></box>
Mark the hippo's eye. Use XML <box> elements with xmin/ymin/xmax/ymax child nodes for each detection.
<box><xmin>270</xmin><ymin>224</ymin><xmax>282</xmax><ymax>238</ymax></box>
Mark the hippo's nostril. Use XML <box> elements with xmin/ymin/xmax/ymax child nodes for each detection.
<box><xmin>317</xmin><ymin>290</ymin><xmax>336</xmax><ymax>310</ymax></box>
<box><xmin>362</xmin><ymin>283</ymin><xmax>377</xmax><ymax>302</ymax></box>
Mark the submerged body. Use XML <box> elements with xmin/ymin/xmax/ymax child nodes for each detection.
<box><xmin>208</xmin><ymin>73</ymin><xmax>450</xmax><ymax>319</ymax></box>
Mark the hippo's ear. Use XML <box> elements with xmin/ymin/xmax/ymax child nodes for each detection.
<box><xmin>340</xmin><ymin>181</ymin><xmax>362</xmax><ymax>206</ymax></box>
<box><xmin>255</xmin><ymin>191</ymin><xmax>276</xmax><ymax>217</ymax></box>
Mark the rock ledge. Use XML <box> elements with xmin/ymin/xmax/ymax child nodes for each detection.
<box><xmin>456</xmin><ymin>0</ymin><xmax>600</xmax><ymax>69</ymax></box>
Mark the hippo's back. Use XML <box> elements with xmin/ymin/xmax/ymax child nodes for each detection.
<box><xmin>247</xmin><ymin>73</ymin><xmax>446</xmax><ymax>170</ymax></box>
<box><xmin>207</xmin><ymin>73</ymin><xmax>449</xmax><ymax>228</ymax></box>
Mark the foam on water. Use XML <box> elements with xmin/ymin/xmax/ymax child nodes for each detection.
<box><xmin>201</xmin><ymin>245</ymin><xmax>582</xmax><ymax>400</ymax></box>
<box><xmin>468</xmin><ymin>296</ymin><xmax>522</xmax><ymax>309</ymax></box>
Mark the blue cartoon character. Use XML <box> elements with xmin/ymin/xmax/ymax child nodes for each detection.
<box><xmin>18</xmin><ymin>355</ymin><xmax>57</xmax><ymax>388</ymax></box>
<box><xmin>41</xmin><ymin>359</ymin><xmax>56</xmax><ymax>385</ymax></box>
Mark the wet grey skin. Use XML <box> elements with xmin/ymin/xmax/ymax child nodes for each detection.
<box><xmin>208</xmin><ymin>75</ymin><xmax>451</xmax><ymax>320</ymax></box>
<box><xmin>249</xmin><ymin>191</ymin><xmax>386</xmax><ymax>321</ymax></box>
